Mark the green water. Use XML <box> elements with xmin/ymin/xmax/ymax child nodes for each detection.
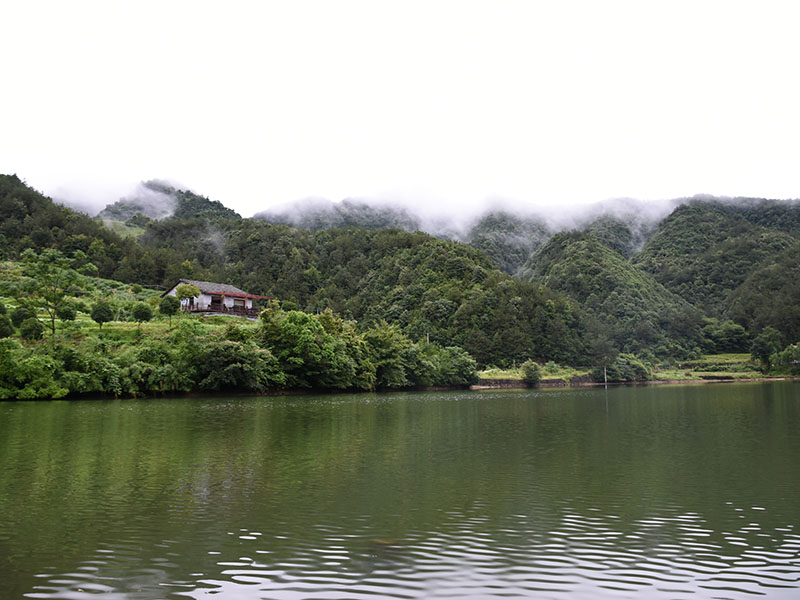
<box><xmin>1</xmin><ymin>383</ymin><xmax>799</xmax><ymax>599</ymax></box>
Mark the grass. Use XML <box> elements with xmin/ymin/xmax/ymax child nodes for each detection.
<box><xmin>478</xmin><ymin>363</ymin><xmax>590</xmax><ymax>383</ymax></box>
<box><xmin>652</xmin><ymin>353</ymin><xmax>763</xmax><ymax>381</ymax></box>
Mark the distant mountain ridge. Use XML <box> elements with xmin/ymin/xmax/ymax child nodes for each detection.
<box><xmin>7</xmin><ymin>171</ymin><xmax>800</xmax><ymax>366</ymax></box>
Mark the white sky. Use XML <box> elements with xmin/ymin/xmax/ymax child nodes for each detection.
<box><xmin>2</xmin><ymin>0</ymin><xmax>800</xmax><ymax>217</ymax></box>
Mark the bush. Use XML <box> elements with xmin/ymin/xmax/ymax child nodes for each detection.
<box><xmin>19</xmin><ymin>317</ymin><xmax>44</xmax><ymax>340</ymax></box>
<box><xmin>10</xmin><ymin>306</ymin><xmax>35</xmax><ymax>328</ymax></box>
<box><xmin>0</xmin><ymin>315</ymin><xmax>14</xmax><ymax>338</ymax></box>
<box><xmin>56</xmin><ymin>302</ymin><xmax>78</xmax><ymax>321</ymax></box>
<box><xmin>90</xmin><ymin>302</ymin><xmax>114</xmax><ymax>329</ymax></box>
<box><xmin>521</xmin><ymin>359</ymin><xmax>542</xmax><ymax>384</ymax></box>
<box><xmin>159</xmin><ymin>295</ymin><xmax>180</xmax><ymax>325</ymax></box>
<box><xmin>0</xmin><ymin>302</ymin><xmax>5</xmax><ymax>314</ymax></box>
<box><xmin>132</xmin><ymin>302</ymin><xmax>153</xmax><ymax>327</ymax></box>
<box><xmin>592</xmin><ymin>353</ymin><xmax>650</xmax><ymax>383</ymax></box>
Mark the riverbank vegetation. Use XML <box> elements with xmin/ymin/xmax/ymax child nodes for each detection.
<box><xmin>2</xmin><ymin>174</ymin><xmax>800</xmax><ymax>399</ymax></box>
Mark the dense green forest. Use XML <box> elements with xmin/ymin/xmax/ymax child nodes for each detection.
<box><xmin>1</xmin><ymin>173</ymin><xmax>799</xmax><ymax>398</ymax></box>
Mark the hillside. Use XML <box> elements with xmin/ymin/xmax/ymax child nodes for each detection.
<box><xmin>634</xmin><ymin>200</ymin><xmax>799</xmax><ymax>316</ymax></box>
<box><xmin>520</xmin><ymin>232</ymin><xmax>703</xmax><ymax>357</ymax></box>
<box><xmin>6</xmin><ymin>174</ymin><xmax>800</xmax><ymax>369</ymax></box>
<box><xmin>98</xmin><ymin>180</ymin><xmax>240</xmax><ymax>223</ymax></box>
<box><xmin>464</xmin><ymin>211</ymin><xmax>551</xmax><ymax>275</ymax></box>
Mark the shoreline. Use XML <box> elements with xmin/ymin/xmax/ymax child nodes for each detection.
<box><xmin>471</xmin><ymin>376</ymin><xmax>800</xmax><ymax>390</ymax></box>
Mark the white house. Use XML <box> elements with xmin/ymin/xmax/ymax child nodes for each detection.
<box><xmin>163</xmin><ymin>279</ymin><xmax>266</xmax><ymax>317</ymax></box>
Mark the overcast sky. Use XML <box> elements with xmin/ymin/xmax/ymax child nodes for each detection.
<box><xmin>3</xmin><ymin>0</ymin><xmax>800</xmax><ymax>217</ymax></box>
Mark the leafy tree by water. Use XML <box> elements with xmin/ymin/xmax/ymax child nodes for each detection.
<box><xmin>521</xmin><ymin>359</ymin><xmax>542</xmax><ymax>385</ymax></box>
<box><xmin>592</xmin><ymin>353</ymin><xmax>650</xmax><ymax>383</ymax></box>
<box><xmin>750</xmin><ymin>326</ymin><xmax>783</xmax><ymax>371</ymax></box>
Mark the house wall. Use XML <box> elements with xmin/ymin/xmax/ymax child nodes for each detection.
<box><xmin>165</xmin><ymin>286</ymin><xmax>253</xmax><ymax>311</ymax></box>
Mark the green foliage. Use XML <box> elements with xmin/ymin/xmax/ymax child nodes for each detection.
<box><xmin>175</xmin><ymin>284</ymin><xmax>200</xmax><ymax>301</ymax></box>
<box><xmin>55</xmin><ymin>301</ymin><xmax>78</xmax><ymax>322</ymax></box>
<box><xmin>635</xmin><ymin>201</ymin><xmax>799</xmax><ymax>316</ymax></box>
<box><xmin>192</xmin><ymin>339</ymin><xmax>285</xmax><ymax>392</ymax></box>
<box><xmin>0</xmin><ymin>314</ymin><xmax>14</xmax><ymax>337</ymax></box>
<box><xmin>132</xmin><ymin>302</ymin><xmax>153</xmax><ymax>327</ymax></box>
<box><xmin>750</xmin><ymin>326</ymin><xmax>783</xmax><ymax>371</ymax></box>
<box><xmin>727</xmin><ymin>240</ymin><xmax>800</xmax><ymax>344</ymax></box>
<box><xmin>0</xmin><ymin>302</ymin><xmax>5</xmax><ymax>314</ymax></box>
<box><xmin>0</xmin><ymin>339</ymin><xmax>69</xmax><ymax>399</ymax></box>
<box><xmin>466</xmin><ymin>211</ymin><xmax>550</xmax><ymax>274</ymax></box>
<box><xmin>521</xmin><ymin>232</ymin><xmax>702</xmax><ymax>359</ymax></box>
<box><xmin>19</xmin><ymin>248</ymin><xmax>88</xmax><ymax>334</ymax></box>
<box><xmin>521</xmin><ymin>359</ymin><xmax>542</xmax><ymax>385</ymax></box>
<box><xmin>159</xmin><ymin>295</ymin><xmax>180</xmax><ymax>325</ymax></box>
<box><xmin>10</xmin><ymin>305</ymin><xmax>35</xmax><ymax>327</ymax></box>
<box><xmin>700</xmin><ymin>318</ymin><xmax>749</xmax><ymax>353</ymax></box>
<box><xmin>19</xmin><ymin>317</ymin><xmax>44</xmax><ymax>340</ymax></box>
<box><xmin>592</xmin><ymin>353</ymin><xmax>650</xmax><ymax>383</ymax></box>
<box><xmin>771</xmin><ymin>342</ymin><xmax>800</xmax><ymax>374</ymax></box>
<box><xmin>90</xmin><ymin>302</ymin><xmax>114</xmax><ymax>329</ymax></box>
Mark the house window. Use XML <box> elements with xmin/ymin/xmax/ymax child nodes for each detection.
<box><xmin>211</xmin><ymin>295</ymin><xmax>223</xmax><ymax>307</ymax></box>
<box><xmin>234</xmin><ymin>298</ymin><xmax>245</xmax><ymax>308</ymax></box>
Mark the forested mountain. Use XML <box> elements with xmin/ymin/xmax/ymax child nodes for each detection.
<box><xmin>4</xmin><ymin>173</ymin><xmax>800</xmax><ymax>368</ymax></box>
<box><xmin>634</xmin><ymin>200</ymin><xmax>800</xmax><ymax>316</ymax></box>
<box><xmin>727</xmin><ymin>239</ymin><xmax>800</xmax><ymax>344</ymax></box>
<box><xmin>464</xmin><ymin>211</ymin><xmax>551</xmax><ymax>275</ymax></box>
<box><xmin>98</xmin><ymin>180</ymin><xmax>240</xmax><ymax>222</ymax></box>
<box><xmin>520</xmin><ymin>232</ymin><xmax>703</xmax><ymax>357</ymax></box>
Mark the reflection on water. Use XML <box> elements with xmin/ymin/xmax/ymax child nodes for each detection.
<box><xmin>1</xmin><ymin>383</ymin><xmax>799</xmax><ymax>599</ymax></box>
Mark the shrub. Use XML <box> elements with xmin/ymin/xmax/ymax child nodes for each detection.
<box><xmin>10</xmin><ymin>306</ymin><xmax>35</xmax><ymax>328</ymax></box>
<box><xmin>90</xmin><ymin>302</ymin><xmax>114</xmax><ymax>329</ymax></box>
<box><xmin>0</xmin><ymin>315</ymin><xmax>13</xmax><ymax>338</ymax></box>
<box><xmin>56</xmin><ymin>302</ymin><xmax>78</xmax><ymax>322</ymax></box>
<box><xmin>592</xmin><ymin>353</ymin><xmax>650</xmax><ymax>382</ymax></box>
<box><xmin>159</xmin><ymin>295</ymin><xmax>181</xmax><ymax>326</ymax></box>
<box><xmin>132</xmin><ymin>302</ymin><xmax>153</xmax><ymax>327</ymax></box>
<box><xmin>521</xmin><ymin>359</ymin><xmax>542</xmax><ymax>385</ymax></box>
<box><xmin>19</xmin><ymin>317</ymin><xmax>44</xmax><ymax>340</ymax></box>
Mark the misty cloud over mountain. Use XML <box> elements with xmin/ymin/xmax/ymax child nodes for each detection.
<box><xmin>96</xmin><ymin>180</ymin><xmax>178</xmax><ymax>221</ymax></box>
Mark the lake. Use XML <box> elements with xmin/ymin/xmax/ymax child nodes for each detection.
<box><xmin>1</xmin><ymin>382</ymin><xmax>799</xmax><ymax>599</ymax></box>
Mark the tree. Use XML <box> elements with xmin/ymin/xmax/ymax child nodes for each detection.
<box><xmin>19</xmin><ymin>248</ymin><xmax>87</xmax><ymax>335</ymax></box>
<box><xmin>750</xmin><ymin>326</ymin><xmax>782</xmax><ymax>371</ymax></box>
<box><xmin>10</xmin><ymin>306</ymin><xmax>35</xmax><ymax>328</ymax></box>
<box><xmin>19</xmin><ymin>317</ymin><xmax>44</xmax><ymax>340</ymax></box>
<box><xmin>91</xmin><ymin>302</ymin><xmax>114</xmax><ymax>329</ymax></box>
<box><xmin>0</xmin><ymin>315</ymin><xmax>13</xmax><ymax>338</ymax></box>
<box><xmin>521</xmin><ymin>359</ymin><xmax>542</xmax><ymax>385</ymax></box>
<box><xmin>56</xmin><ymin>301</ymin><xmax>78</xmax><ymax>322</ymax></box>
<box><xmin>175</xmin><ymin>284</ymin><xmax>200</xmax><ymax>303</ymax></box>
<box><xmin>132</xmin><ymin>302</ymin><xmax>153</xmax><ymax>329</ymax></box>
<box><xmin>159</xmin><ymin>295</ymin><xmax>181</xmax><ymax>326</ymax></box>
